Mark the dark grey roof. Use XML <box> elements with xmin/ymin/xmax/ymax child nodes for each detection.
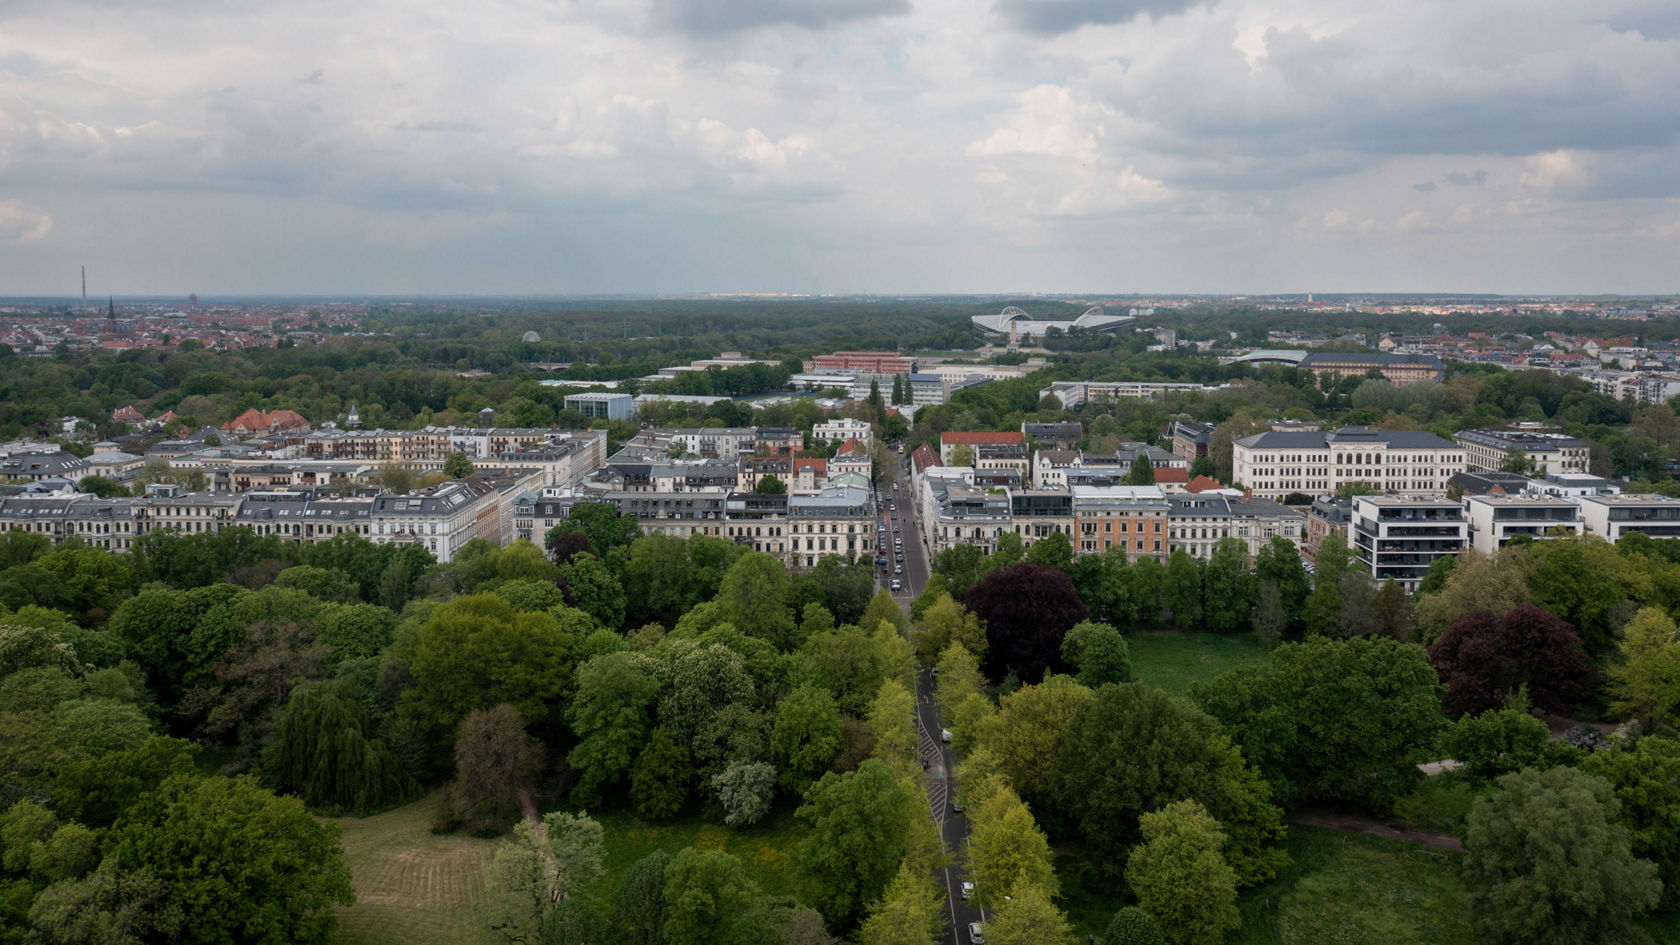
<box><xmin>1168</xmin><ymin>495</ymin><xmax>1231</xmax><ymax>518</ymax></box>
<box><xmin>1238</xmin><ymin>426</ymin><xmax>1456</xmax><ymax>450</ymax></box>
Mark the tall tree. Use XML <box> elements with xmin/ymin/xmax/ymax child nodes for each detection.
<box><xmin>1253</xmin><ymin>537</ymin><xmax>1309</xmax><ymax>630</ymax></box>
<box><xmin>443</xmin><ymin>451</ymin><xmax>475</xmax><ymax>479</ymax></box>
<box><xmin>966</xmin><ymin>783</ymin><xmax>1057</xmax><ymax>906</ymax></box>
<box><xmin>400</xmin><ymin>593</ymin><xmax>575</xmax><ymax>739</ymax></box>
<box><xmin>716</xmin><ymin>552</ymin><xmax>797</xmax><ymax>649</ymax></box>
<box><xmin>1126</xmin><ymin>457</ymin><xmax>1157</xmax><ymax>486</ymax></box>
<box><xmin>612</xmin><ymin>850</ymin><xmax>670</xmax><ymax>945</ymax></box>
<box><xmin>1605</xmin><ymin>606</ymin><xmax>1680</xmax><ymax>730</ymax></box>
<box><xmin>1581</xmin><ymin>735</ymin><xmax>1680</xmax><ymax>900</ymax></box>
<box><xmin>796</xmin><ymin>759</ymin><xmax>915</xmax><ymax>932</ymax></box>
<box><xmin>566</xmin><ymin>651</ymin><xmax>659</xmax><ymax>804</ymax></box>
<box><xmin>975</xmin><ymin>675</ymin><xmax>1091</xmax><ymax>809</ymax></box>
<box><xmin>770</xmin><ymin>685</ymin><xmax>845</xmax><ymax>792</ymax></box>
<box><xmin>1161</xmin><ymin>550</ymin><xmax>1202</xmax><ymax>626</ymax></box>
<box><xmin>103</xmin><ymin>774</ymin><xmax>355</xmax><ymax>945</ymax></box>
<box><xmin>1428</xmin><ymin>604</ymin><xmax>1596</xmax><ymax>717</ymax></box>
<box><xmin>1059</xmin><ymin>620</ymin><xmax>1132</xmax><ymax>687</ymax></box>
<box><xmin>440</xmin><ymin>704</ymin><xmax>540</xmax><ymax>834</ymax></box>
<box><xmin>663</xmin><ymin>848</ymin><xmax>770</xmax><ymax>945</ymax></box>
<box><xmin>1104</xmin><ymin>907</ymin><xmax>1167</xmax><ymax>945</ymax></box>
<box><xmin>980</xmin><ymin>881</ymin><xmax>1072</xmax><ymax>945</ymax></box>
<box><xmin>1200</xmin><ymin>539</ymin><xmax>1253</xmax><ymax>634</ymax></box>
<box><xmin>1464</xmin><ymin>766</ymin><xmax>1660</xmax><ymax>945</ymax></box>
<box><xmin>273</xmin><ymin>681</ymin><xmax>416</xmax><ymax>815</ymax></box>
<box><xmin>857</xmin><ymin>861</ymin><xmax>940</xmax><ymax>945</ymax></box>
<box><xmin>910</xmin><ymin>596</ymin><xmax>986</xmax><ymax>666</ymax></box>
<box><xmin>1192</xmin><ymin>637</ymin><xmax>1445</xmax><ymax>810</ymax></box>
<box><xmin>967</xmin><ymin>564</ymin><xmax>1088</xmax><ymax>684</ymax></box>
<box><xmin>1125</xmin><ymin>800</ymin><xmax>1240</xmax><ymax>945</ymax></box>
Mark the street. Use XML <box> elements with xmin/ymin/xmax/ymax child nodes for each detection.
<box><xmin>884</xmin><ymin>451</ymin><xmax>985</xmax><ymax>945</ymax></box>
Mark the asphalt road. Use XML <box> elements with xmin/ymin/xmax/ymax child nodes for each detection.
<box><xmin>884</xmin><ymin>454</ymin><xmax>986</xmax><ymax>945</ymax></box>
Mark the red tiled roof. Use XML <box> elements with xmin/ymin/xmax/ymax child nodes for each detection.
<box><xmin>1186</xmin><ymin>475</ymin><xmax>1227</xmax><ymax>493</ymax></box>
<box><xmin>1154</xmin><ymin>467</ymin><xmax>1189</xmax><ymax>483</ymax></box>
<box><xmin>911</xmin><ymin>443</ymin><xmax>939</xmax><ymax>473</ymax></box>
<box><xmin>837</xmin><ymin>438</ymin><xmax>869</xmax><ymax>456</ymax></box>
<box><xmin>941</xmin><ymin>431</ymin><xmax>1023</xmax><ymax>445</ymax></box>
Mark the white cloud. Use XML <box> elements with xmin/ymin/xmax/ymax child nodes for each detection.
<box><xmin>0</xmin><ymin>199</ymin><xmax>51</xmax><ymax>243</ymax></box>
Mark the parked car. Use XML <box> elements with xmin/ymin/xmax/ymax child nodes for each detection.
<box><xmin>891</xmin><ymin>579</ymin><xmax>902</xmax><ymax>591</ymax></box>
<box><xmin>968</xmin><ymin>922</ymin><xmax>986</xmax><ymax>944</ymax></box>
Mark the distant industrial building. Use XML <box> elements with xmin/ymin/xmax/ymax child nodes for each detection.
<box><xmin>563</xmin><ymin>392</ymin><xmax>635</xmax><ymax>421</ymax></box>
<box><xmin>971</xmin><ymin>306</ymin><xmax>1134</xmax><ymax>341</ymax></box>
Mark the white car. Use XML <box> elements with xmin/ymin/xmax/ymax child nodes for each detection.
<box><xmin>960</xmin><ymin>881</ymin><xmax>975</xmax><ymax>900</ymax></box>
<box><xmin>891</xmin><ymin>579</ymin><xmax>902</xmax><ymax>591</ymax></box>
<box><xmin>941</xmin><ymin>728</ymin><xmax>952</xmax><ymax>743</ymax></box>
<box><xmin>968</xmin><ymin>921</ymin><xmax>986</xmax><ymax>944</ymax></box>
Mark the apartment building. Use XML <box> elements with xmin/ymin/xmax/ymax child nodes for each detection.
<box><xmin>1454</xmin><ymin>429</ymin><xmax>1591</xmax><ymax>476</ymax></box>
<box><xmin>0</xmin><ymin>496</ymin><xmax>136</xmax><ymax>552</ymax></box>
<box><xmin>1009</xmin><ymin>490</ymin><xmax>1074</xmax><ymax>546</ymax></box>
<box><xmin>1349</xmin><ymin>495</ymin><xmax>1467</xmax><ymax>591</ymax></box>
<box><xmin>1071</xmin><ymin>485</ymin><xmax>1169</xmax><ymax>560</ymax></box>
<box><xmin>940</xmin><ymin>431</ymin><xmax>1025</xmax><ymax>465</ymax></box>
<box><xmin>368</xmin><ymin>476</ymin><xmax>504</xmax><ymax>562</ymax></box>
<box><xmin>811</xmin><ymin>351</ymin><xmax>915</xmax><ymax>374</ymax></box>
<box><xmin>1166</xmin><ymin>495</ymin><xmax>1306</xmax><ymax>559</ymax></box>
<box><xmin>812</xmin><ymin>417</ymin><xmax>873</xmax><ymax>447</ymax></box>
<box><xmin>1038</xmin><ymin>380</ymin><xmax>1227</xmax><ymax>408</ymax></box>
<box><xmin>1462</xmin><ymin>494</ymin><xmax>1584</xmax><ymax>554</ymax></box>
<box><xmin>1233</xmin><ymin>426</ymin><xmax>1464</xmax><ymax>499</ymax></box>
<box><xmin>1170</xmin><ymin>421</ymin><xmax>1214</xmax><ymax>462</ymax></box>
<box><xmin>787</xmin><ymin>485</ymin><xmax>877</xmax><ymax>569</ymax></box>
<box><xmin>1022</xmin><ymin>422</ymin><xmax>1084</xmax><ymax>450</ymax></box>
<box><xmin>235</xmin><ymin>494</ymin><xmax>374</xmax><ymax>543</ymax></box>
<box><xmin>1577</xmin><ymin>494</ymin><xmax>1680</xmax><ymax>541</ymax></box>
<box><xmin>563</xmin><ymin>392</ymin><xmax>634</xmax><ymax>421</ymax></box>
<box><xmin>1298</xmin><ymin>352</ymin><xmax>1446</xmax><ymax>384</ymax></box>
<box><xmin>927</xmin><ymin>482</ymin><xmax>1013</xmax><ymax>556</ymax></box>
<box><xmin>1304</xmin><ymin>497</ymin><xmax>1352</xmax><ymax>560</ymax></box>
<box><xmin>724</xmin><ymin>492</ymin><xmax>790</xmax><ymax>559</ymax></box>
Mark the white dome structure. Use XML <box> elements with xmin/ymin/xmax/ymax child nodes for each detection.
<box><xmin>521</xmin><ymin>330</ymin><xmax>540</xmax><ymax>343</ymax></box>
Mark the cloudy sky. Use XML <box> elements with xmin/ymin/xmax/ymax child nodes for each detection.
<box><xmin>2</xmin><ymin>0</ymin><xmax>1678</xmax><ymax>295</ymax></box>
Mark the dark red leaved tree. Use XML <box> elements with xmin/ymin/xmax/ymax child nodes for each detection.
<box><xmin>966</xmin><ymin>563</ymin><xmax>1089</xmax><ymax>685</ymax></box>
<box><xmin>1428</xmin><ymin>603</ymin><xmax>1596</xmax><ymax>717</ymax></box>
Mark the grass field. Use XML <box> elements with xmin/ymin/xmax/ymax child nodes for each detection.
<box><xmin>330</xmin><ymin>794</ymin><xmax>810</xmax><ymax>945</ymax></box>
<box><xmin>331</xmin><ymin>793</ymin><xmax>499</xmax><ymax>945</ymax></box>
<box><xmin>1128</xmin><ymin>630</ymin><xmax>1272</xmax><ymax>696</ymax></box>
<box><xmin>1059</xmin><ymin>826</ymin><xmax>1474</xmax><ymax>945</ymax></box>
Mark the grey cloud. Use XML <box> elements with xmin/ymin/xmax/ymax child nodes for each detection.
<box><xmin>651</xmin><ymin>0</ymin><xmax>907</xmax><ymax>34</ymax></box>
<box><xmin>1412</xmin><ymin>181</ymin><xmax>1437</xmax><ymax>192</ymax></box>
<box><xmin>1443</xmin><ymin>170</ymin><xmax>1486</xmax><ymax>186</ymax></box>
<box><xmin>299</xmin><ymin>68</ymin><xmax>324</xmax><ymax>84</ymax></box>
<box><xmin>993</xmin><ymin>0</ymin><xmax>1197</xmax><ymax>35</ymax></box>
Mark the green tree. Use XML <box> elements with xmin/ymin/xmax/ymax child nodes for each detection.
<box><xmin>399</xmin><ymin>593</ymin><xmax>575</xmax><ymax>739</ymax></box>
<box><xmin>755</xmin><ymin>473</ymin><xmax>787</xmax><ymax>494</ymax></box>
<box><xmin>546</xmin><ymin>502</ymin><xmax>641</xmax><ymax>559</ymax></box>
<box><xmin>711</xmin><ymin>760</ymin><xmax>776</xmax><ymax>827</ymax></box>
<box><xmin>967</xmin><ymin>782</ymin><xmax>1057</xmax><ymax>906</ymax></box>
<box><xmin>910</xmin><ymin>595</ymin><xmax>986</xmax><ymax>666</ymax></box>
<box><xmin>612</xmin><ymin>850</ymin><xmax>669</xmax><ymax>945</ymax></box>
<box><xmin>630</xmin><ymin>726</ymin><xmax>693</xmax><ymax>820</ymax></box>
<box><xmin>1199</xmin><ymin>539</ymin><xmax>1253</xmax><ymax>634</ymax></box>
<box><xmin>1060</xmin><ymin>620</ymin><xmax>1132</xmax><ymax>687</ymax></box>
<box><xmin>1251</xmin><ymin>582</ymin><xmax>1286</xmax><ymax>649</ymax></box>
<box><xmin>663</xmin><ymin>848</ymin><xmax>769</xmax><ymax>945</ymax></box>
<box><xmin>1464</xmin><ymin>766</ymin><xmax>1660</xmax><ymax>945</ymax></box>
<box><xmin>975</xmin><ymin>674</ymin><xmax>1091</xmax><ymax>809</ymax></box>
<box><xmin>1192</xmin><ymin>637</ymin><xmax>1445</xmax><ymax>810</ymax></box>
<box><xmin>274</xmin><ymin>565</ymin><xmax>359</xmax><ymax>603</ymax></box>
<box><xmin>859</xmin><ymin>587</ymin><xmax>908</xmax><ymax>636</ymax></box>
<box><xmin>1162</xmin><ymin>550</ymin><xmax>1202</xmax><ymax>626</ymax></box>
<box><xmin>982</xmin><ymin>881</ymin><xmax>1072</xmax><ymax>945</ymax></box>
<box><xmin>1025</xmin><ymin>531</ymin><xmax>1074</xmax><ymax>571</ymax></box>
<box><xmin>1104</xmin><ymin>906</ymin><xmax>1167</xmax><ymax>945</ymax></box>
<box><xmin>104</xmin><ymin>774</ymin><xmax>355</xmax><ymax>945</ymax></box>
<box><xmin>440</xmin><ymin>704</ymin><xmax>540</xmax><ymax>834</ymax></box>
<box><xmin>273</xmin><ymin>681</ymin><xmax>417</xmax><ymax>815</ymax></box>
<box><xmin>1605</xmin><ymin>606</ymin><xmax>1680</xmax><ymax>730</ymax></box>
<box><xmin>1058</xmin><ymin>683</ymin><xmax>1286</xmax><ymax>884</ymax></box>
<box><xmin>76</xmin><ymin>474</ymin><xmax>128</xmax><ymax>498</ymax></box>
<box><xmin>556</xmin><ymin>552</ymin><xmax>626</xmax><ymax>630</ymax></box>
<box><xmin>716</xmin><ymin>552</ymin><xmax>797</xmax><ymax>649</ymax></box>
<box><xmin>1126</xmin><ymin>457</ymin><xmax>1156</xmax><ymax>486</ymax></box>
<box><xmin>1369</xmin><ymin>579</ymin><xmax>1415</xmax><ymax>641</ymax></box>
<box><xmin>443</xmin><ymin>451</ymin><xmax>475</xmax><ymax>479</ymax></box>
<box><xmin>796</xmin><ymin>759</ymin><xmax>915</xmax><ymax>932</ymax></box>
<box><xmin>1414</xmin><ymin>547</ymin><xmax>1533</xmax><ymax>645</ymax></box>
<box><xmin>1253</xmin><ymin>537</ymin><xmax>1309</xmax><ymax>629</ymax></box>
<box><xmin>316</xmin><ymin>603</ymin><xmax>397</xmax><ymax>667</ymax></box>
<box><xmin>858</xmin><ymin>860</ymin><xmax>940</xmax><ymax>945</ymax></box>
<box><xmin>1125</xmin><ymin>800</ymin><xmax>1240</xmax><ymax>945</ymax></box>
<box><xmin>949</xmin><ymin>443</ymin><xmax>975</xmax><ymax>467</ymax></box>
<box><xmin>1581</xmin><ymin>735</ymin><xmax>1680</xmax><ymax>900</ymax></box>
<box><xmin>890</xmin><ymin>374</ymin><xmax>905</xmax><ymax>406</ymax></box>
<box><xmin>1440</xmin><ymin>699</ymin><xmax>1554</xmax><ymax>786</ymax></box>
<box><xmin>566</xmin><ymin>651</ymin><xmax>659</xmax><ymax>803</ymax></box>
<box><xmin>483</xmin><ymin>811</ymin><xmax>605</xmax><ymax>944</ymax></box>
<box><xmin>771</xmin><ymin>685</ymin><xmax>845</xmax><ymax>792</ymax></box>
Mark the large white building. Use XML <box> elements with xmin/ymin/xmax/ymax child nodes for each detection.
<box><xmin>1577</xmin><ymin>494</ymin><xmax>1680</xmax><ymax>542</ymax></box>
<box><xmin>811</xmin><ymin>417</ymin><xmax>873</xmax><ymax>447</ymax></box>
<box><xmin>1454</xmin><ymin>429</ymin><xmax>1591</xmax><ymax>476</ymax></box>
<box><xmin>971</xmin><ymin>305</ymin><xmax>1135</xmax><ymax>340</ymax></box>
<box><xmin>1233</xmin><ymin>426</ymin><xmax>1465</xmax><ymax>499</ymax></box>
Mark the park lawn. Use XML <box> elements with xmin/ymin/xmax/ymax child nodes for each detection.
<box><xmin>591</xmin><ymin>801</ymin><xmax>811</xmax><ymax>900</ymax></box>
<box><xmin>1127</xmin><ymin>630</ymin><xmax>1271</xmax><ymax>697</ymax></box>
<box><xmin>330</xmin><ymin>793</ymin><xmax>499</xmax><ymax>945</ymax></box>
<box><xmin>1058</xmin><ymin>826</ymin><xmax>1475</xmax><ymax>945</ymax></box>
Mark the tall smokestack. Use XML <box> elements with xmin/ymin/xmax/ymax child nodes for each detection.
<box><xmin>81</xmin><ymin>266</ymin><xmax>86</xmax><ymax>311</ymax></box>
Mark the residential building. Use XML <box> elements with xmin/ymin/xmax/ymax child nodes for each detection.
<box><xmin>940</xmin><ymin>431</ymin><xmax>1025</xmax><ymax>465</ymax></box>
<box><xmin>1227</xmin><ymin>497</ymin><xmax>1307</xmax><ymax>556</ymax></box>
<box><xmin>1039</xmin><ymin>380</ymin><xmax>1226</xmax><ymax>408</ymax></box>
<box><xmin>812</xmin><ymin>417</ymin><xmax>873</xmax><ymax>447</ymax></box>
<box><xmin>926</xmin><ymin>481</ymin><xmax>1013</xmax><ymax>556</ymax></box>
<box><xmin>724</xmin><ymin>491</ymin><xmax>789</xmax><ymax>558</ymax></box>
<box><xmin>1304</xmin><ymin>497</ymin><xmax>1352</xmax><ymax>560</ymax></box>
<box><xmin>1448</xmin><ymin>471</ymin><xmax>1538</xmax><ymax>497</ymax></box>
<box><xmin>1349</xmin><ymin>495</ymin><xmax>1467</xmax><ymax>591</ymax></box>
<box><xmin>85</xmin><ymin>450</ymin><xmax>144</xmax><ymax>482</ymax></box>
<box><xmin>563</xmin><ymin>392</ymin><xmax>634</xmax><ymax>421</ymax></box>
<box><xmin>1454</xmin><ymin>429</ymin><xmax>1591</xmax><ymax>475</ymax></box>
<box><xmin>1299</xmin><ymin>352</ymin><xmax>1445</xmax><ymax>384</ymax></box>
<box><xmin>1071</xmin><ymin>485</ymin><xmax>1169</xmax><ymax>559</ymax></box>
<box><xmin>1170</xmin><ymin>421</ymin><xmax>1214</xmax><ymax>462</ymax></box>
<box><xmin>222</xmin><ymin>408</ymin><xmax>310</xmax><ymax>436</ymax></box>
<box><xmin>367</xmin><ymin>476</ymin><xmax>505</xmax><ymax>561</ymax></box>
<box><xmin>1167</xmin><ymin>494</ymin><xmax>1232</xmax><ymax>559</ymax></box>
<box><xmin>235</xmin><ymin>494</ymin><xmax>374</xmax><ymax>544</ymax></box>
<box><xmin>1022</xmin><ymin>422</ymin><xmax>1083</xmax><ymax>451</ymax></box>
<box><xmin>1232</xmin><ymin>426</ymin><xmax>1465</xmax><ymax>499</ymax></box>
<box><xmin>1578</xmin><ymin>494</ymin><xmax>1680</xmax><ymax>541</ymax></box>
<box><xmin>1009</xmin><ymin>490</ymin><xmax>1074</xmax><ymax>545</ymax></box>
<box><xmin>1032</xmin><ymin>450</ymin><xmax>1079</xmax><ymax>490</ymax></box>
<box><xmin>1525</xmin><ymin>473</ymin><xmax>1621</xmax><ymax>498</ymax></box>
<box><xmin>830</xmin><ymin>439</ymin><xmax>872</xmax><ymax>481</ymax></box>
<box><xmin>787</xmin><ymin>485</ymin><xmax>877</xmax><ymax>569</ymax></box>
<box><xmin>755</xmin><ymin>427</ymin><xmax>806</xmax><ymax>456</ymax></box>
<box><xmin>1463</xmin><ymin>494</ymin><xmax>1584</xmax><ymax>554</ymax></box>
<box><xmin>0</xmin><ymin>451</ymin><xmax>88</xmax><ymax>482</ymax></box>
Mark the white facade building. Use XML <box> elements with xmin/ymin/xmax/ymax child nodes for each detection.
<box><xmin>1233</xmin><ymin>426</ymin><xmax>1465</xmax><ymax>499</ymax></box>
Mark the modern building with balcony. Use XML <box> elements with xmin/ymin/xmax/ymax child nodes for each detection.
<box><xmin>1577</xmin><ymin>494</ymin><xmax>1680</xmax><ymax>542</ymax></box>
<box><xmin>1462</xmin><ymin>494</ymin><xmax>1584</xmax><ymax>554</ymax></box>
<box><xmin>1454</xmin><ymin>429</ymin><xmax>1591</xmax><ymax>475</ymax></box>
<box><xmin>1350</xmin><ymin>495</ymin><xmax>1467</xmax><ymax>591</ymax></box>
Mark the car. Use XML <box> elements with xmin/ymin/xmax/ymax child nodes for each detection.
<box><xmin>894</xmin><ymin>565</ymin><xmax>903</xmax><ymax>574</ymax></box>
<box><xmin>891</xmin><ymin>579</ymin><xmax>902</xmax><ymax>591</ymax></box>
<box><xmin>951</xmin><ymin>799</ymin><xmax>964</xmax><ymax>813</ymax></box>
<box><xmin>968</xmin><ymin>921</ymin><xmax>986</xmax><ymax>944</ymax></box>
<box><xmin>960</xmin><ymin>881</ymin><xmax>975</xmax><ymax>900</ymax></box>
<box><xmin>941</xmin><ymin>728</ymin><xmax>952</xmax><ymax>743</ymax></box>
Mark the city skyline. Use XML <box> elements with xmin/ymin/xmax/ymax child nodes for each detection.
<box><xmin>2</xmin><ymin>0</ymin><xmax>1677</xmax><ymax>295</ymax></box>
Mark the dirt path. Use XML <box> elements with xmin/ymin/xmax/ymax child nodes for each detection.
<box><xmin>1289</xmin><ymin>806</ymin><xmax>1463</xmax><ymax>852</ymax></box>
